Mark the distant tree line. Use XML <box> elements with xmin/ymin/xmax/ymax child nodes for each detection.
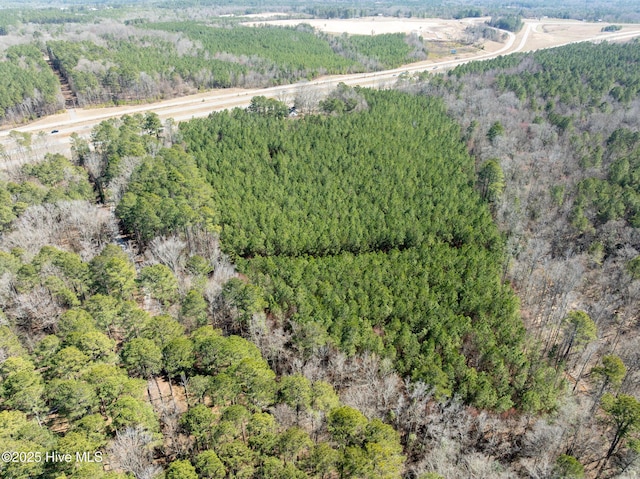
<box><xmin>488</xmin><ymin>15</ymin><xmax>523</xmax><ymax>33</ymax></box>
<box><xmin>42</xmin><ymin>23</ymin><xmax>427</xmax><ymax>107</ymax></box>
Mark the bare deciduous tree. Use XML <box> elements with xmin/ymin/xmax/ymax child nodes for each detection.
<box><xmin>147</xmin><ymin>236</ymin><xmax>186</xmax><ymax>274</ymax></box>
<box><xmin>0</xmin><ymin>201</ymin><xmax>117</xmax><ymax>260</ymax></box>
<box><xmin>107</xmin><ymin>426</ymin><xmax>162</xmax><ymax>479</ymax></box>
<box><xmin>12</xmin><ymin>286</ymin><xmax>63</xmax><ymax>335</ymax></box>
<box><xmin>107</xmin><ymin>155</ymin><xmax>144</xmax><ymax>204</ymax></box>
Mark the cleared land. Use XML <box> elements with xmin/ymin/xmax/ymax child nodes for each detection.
<box><xmin>242</xmin><ymin>16</ymin><xmax>487</xmax><ymax>40</ymax></box>
<box><xmin>523</xmin><ymin>19</ymin><xmax>640</xmax><ymax>50</ymax></box>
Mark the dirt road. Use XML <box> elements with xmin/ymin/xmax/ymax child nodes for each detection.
<box><xmin>1</xmin><ymin>19</ymin><xmax>640</xmax><ymax>162</ymax></box>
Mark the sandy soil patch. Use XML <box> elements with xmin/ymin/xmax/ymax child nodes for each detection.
<box><xmin>242</xmin><ymin>16</ymin><xmax>640</xmax><ymax>52</ymax></box>
<box><xmin>241</xmin><ymin>12</ymin><xmax>294</xmax><ymax>19</ymax></box>
<box><xmin>522</xmin><ymin>20</ymin><xmax>640</xmax><ymax>51</ymax></box>
<box><xmin>242</xmin><ymin>16</ymin><xmax>489</xmax><ymax>41</ymax></box>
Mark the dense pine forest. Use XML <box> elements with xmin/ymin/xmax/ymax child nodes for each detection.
<box><xmin>2</xmin><ymin>113</ymin><xmax>409</xmax><ymax>479</ymax></box>
<box><xmin>0</xmin><ymin>45</ymin><xmax>62</xmax><ymax>123</ymax></box>
<box><xmin>2</xmin><ymin>3</ymin><xmax>640</xmax><ymax>477</ymax></box>
<box><xmin>176</xmin><ymin>89</ymin><xmax>557</xmax><ymax>412</ymax></box>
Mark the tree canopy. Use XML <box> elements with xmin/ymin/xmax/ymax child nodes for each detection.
<box><xmin>179</xmin><ymin>89</ymin><xmax>557</xmax><ymax>411</ymax></box>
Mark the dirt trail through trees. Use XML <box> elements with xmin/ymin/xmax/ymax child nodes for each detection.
<box><xmin>45</xmin><ymin>53</ymin><xmax>77</xmax><ymax>109</ymax></box>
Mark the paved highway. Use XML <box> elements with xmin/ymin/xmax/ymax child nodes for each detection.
<box><xmin>2</xmin><ymin>19</ymin><xmax>640</xmax><ymax>163</ymax></box>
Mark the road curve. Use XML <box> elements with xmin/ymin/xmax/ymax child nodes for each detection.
<box><xmin>2</xmin><ymin>19</ymin><xmax>640</xmax><ymax>161</ymax></box>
